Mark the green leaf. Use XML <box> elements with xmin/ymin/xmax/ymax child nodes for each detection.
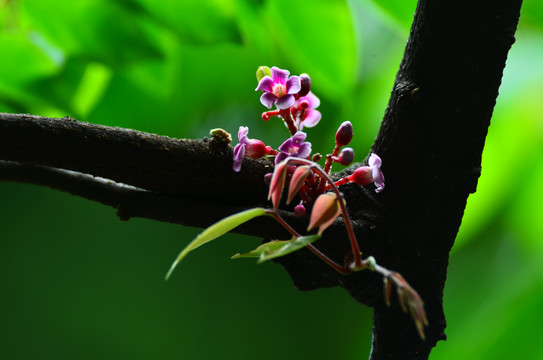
<box><xmin>232</xmin><ymin>235</ymin><xmax>321</xmax><ymax>263</ymax></box>
<box><xmin>165</xmin><ymin>208</ymin><xmax>268</xmax><ymax>280</ymax></box>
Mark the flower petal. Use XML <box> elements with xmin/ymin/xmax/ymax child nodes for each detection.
<box><xmin>297</xmin><ymin>142</ymin><xmax>312</xmax><ymax>159</ymax></box>
<box><xmin>271</xmin><ymin>66</ymin><xmax>289</xmax><ymax>85</ymax></box>
<box><xmin>372</xmin><ymin>167</ymin><xmax>385</xmax><ymax>193</ymax></box>
<box><xmin>286</xmin><ymin>75</ymin><xmax>301</xmax><ymax>94</ymax></box>
<box><xmin>232</xmin><ymin>143</ymin><xmax>246</xmax><ymax>172</ymax></box>
<box><xmin>369</xmin><ymin>153</ymin><xmax>382</xmax><ymax>167</ymax></box>
<box><xmin>275</xmin><ymin>94</ymin><xmax>295</xmax><ymax>109</ymax></box>
<box><xmin>238</xmin><ymin>126</ymin><xmax>249</xmax><ymax>143</ymax></box>
<box><xmin>292</xmin><ymin>131</ymin><xmax>307</xmax><ymax>143</ymax></box>
<box><xmin>260</xmin><ymin>92</ymin><xmax>277</xmax><ymax>109</ymax></box>
<box><xmin>278</xmin><ymin>138</ymin><xmax>293</xmax><ymax>153</ymax></box>
<box><xmin>275</xmin><ymin>152</ymin><xmax>288</xmax><ymax>164</ymax></box>
<box><xmin>255</xmin><ymin>76</ymin><xmax>274</xmax><ymax>92</ymax></box>
<box><xmin>304</xmin><ymin>92</ymin><xmax>320</xmax><ymax>108</ymax></box>
<box><xmin>300</xmin><ymin>109</ymin><xmax>321</xmax><ymax>129</ymax></box>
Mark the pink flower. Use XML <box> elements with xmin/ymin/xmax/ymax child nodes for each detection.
<box><xmin>350</xmin><ymin>153</ymin><xmax>385</xmax><ymax>192</ymax></box>
<box><xmin>255</xmin><ymin>66</ymin><xmax>301</xmax><ymax>110</ymax></box>
<box><xmin>368</xmin><ymin>153</ymin><xmax>385</xmax><ymax>192</ymax></box>
<box><xmin>291</xmin><ymin>92</ymin><xmax>322</xmax><ymax>130</ymax></box>
<box><xmin>233</xmin><ymin>126</ymin><xmax>271</xmax><ymax>172</ymax></box>
<box><xmin>275</xmin><ymin>131</ymin><xmax>312</xmax><ymax>164</ymax></box>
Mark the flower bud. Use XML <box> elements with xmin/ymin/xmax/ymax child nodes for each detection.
<box><xmin>312</xmin><ymin>153</ymin><xmax>322</xmax><ymax>162</ymax></box>
<box><xmin>307</xmin><ymin>192</ymin><xmax>342</xmax><ymax>235</ymax></box>
<box><xmin>336</xmin><ymin>147</ymin><xmax>354</xmax><ymax>166</ymax></box>
<box><xmin>263</xmin><ymin>173</ymin><xmax>273</xmax><ymax>186</ymax></box>
<box><xmin>335</xmin><ymin>121</ymin><xmax>353</xmax><ymax>147</ymax></box>
<box><xmin>294</xmin><ymin>204</ymin><xmax>306</xmax><ymax>217</ymax></box>
<box><xmin>287</xmin><ymin>165</ymin><xmax>312</xmax><ymax>204</ymax></box>
<box><xmin>245</xmin><ymin>139</ymin><xmax>268</xmax><ymax>158</ymax></box>
<box><xmin>256</xmin><ymin>66</ymin><xmax>272</xmax><ymax>82</ymax></box>
<box><xmin>350</xmin><ymin>166</ymin><xmax>373</xmax><ymax>186</ymax></box>
<box><xmin>298</xmin><ymin>73</ymin><xmax>311</xmax><ymax>97</ymax></box>
<box><xmin>268</xmin><ymin>160</ymin><xmax>288</xmax><ymax>211</ymax></box>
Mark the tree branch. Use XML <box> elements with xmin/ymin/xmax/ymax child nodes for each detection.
<box><xmin>0</xmin><ymin>120</ymin><xmax>306</xmax><ymax>240</ymax></box>
<box><xmin>0</xmin><ymin>112</ymin><xmax>269</xmax><ymax>206</ymax></box>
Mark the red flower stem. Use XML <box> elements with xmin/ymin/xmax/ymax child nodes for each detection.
<box><xmin>262</xmin><ymin>110</ymin><xmax>281</xmax><ymax>121</ymax></box>
<box><xmin>283</xmin><ymin>157</ymin><xmax>363</xmax><ymax>268</ymax></box>
<box><xmin>265</xmin><ymin>209</ymin><xmax>349</xmax><ymax>274</ymax></box>
<box><xmin>323</xmin><ymin>147</ymin><xmax>340</xmax><ymax>173</ymax></box>
<box><xmin>298</xmin><ymin>184</ymin><xmax>311</xmax><ymax>204</ymax></box>
<box><xmin>324</xmin><ymin>176</ymin><xmax>352</xmax><ymax>191</ymax></box>
<box><xmin>318</xmin><ymin>145</ymin><xmax>341</xmax><ymax>194</ymax></box>
<box><xmin>266</xmin><ymin>210</ymin><xmax>300</xmax><ymax>238</ymax></box>
<box><xmin>280</xmin><ymin>109</ymin><xmax>298</xmax><ymax>136</ymax></box>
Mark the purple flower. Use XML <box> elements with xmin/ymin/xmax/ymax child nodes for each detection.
<box><xmin>256</xmin><ymin>66</ymin><xmax>301</xmax><ymax>110</ymax></box>
<box><xmin>233</xmin><ymin>126</ymin><xmax>269</xmax><ymax>172</ymax></box>
<box><xmin>368</xmin><ymin>153</ymin><xmax>385</xmax><ymax>192</ymax></box>
<box><xmin>291</xmin><ymin>91</ymin><xmax>321</xmax><ymax>130</ymax></box>
<box><xmin>275</xmin><ymin>131</ymin><xmax>312</xmax><ymax>164</ymax></box>
<box><xmin>348</xmin><ymin>154</ymin><xmax>385</xmax><ymax>192</ymax></box>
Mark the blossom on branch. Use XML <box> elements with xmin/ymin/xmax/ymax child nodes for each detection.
<box><xmin>275</xmin><ymin>131</ymin><xmax>312</xmax><ymax>164</ymax></box>
<box><xmin>255</xmin><ymin>66</ymin><xmax>301</xmax><ymax>109</ymax></box>
<box><xmin>351</xmin><ymin>153</ymin><xmax>385</xmax><ymax>192</ymax></box>
<box><xmin>232</xmin><ymin>126</ymin><xmax>272</xmax><ymax>172</ymax></box>
<box><xmin>291</xmin><ymin>91</ymin><xmax>322</xmax><ymax>130</ymax></box>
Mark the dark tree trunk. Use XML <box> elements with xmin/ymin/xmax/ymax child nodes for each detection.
<box><xmin>367</xmin><ymin>0</ymin><xmax>522</xmax><ymax>357</ymax></box>
<box><xmin>0</xmin><ymin>0</ymin><xmax>523</xmax><ymax>358</ymax></box>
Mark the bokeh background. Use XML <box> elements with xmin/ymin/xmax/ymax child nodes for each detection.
<box><xmin>1</xmin><ymin>1</ymin><xmax>542</xmax><ymax>359</ymax></box>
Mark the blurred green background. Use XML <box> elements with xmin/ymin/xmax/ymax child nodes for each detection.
<box><xmin>1</xmin><ymin>0</ymin><xmax>542</xmax><ymax>359</ymax></box>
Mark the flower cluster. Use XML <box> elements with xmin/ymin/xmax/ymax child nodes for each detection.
<box><xmin>233</xmin><ymin>66</ymin><xmax>384</xmax><ymax>217</ymax></box>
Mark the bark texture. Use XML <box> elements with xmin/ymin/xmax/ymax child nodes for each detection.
<box><xmin>368</xmin><ymin>0</ymin><xmax>523</xmax><ymax>357</ymax></box>
<box><xmin>0</xmin><ymin>0</ymin><xmax>523</xmax><ymax>358</ymax></box>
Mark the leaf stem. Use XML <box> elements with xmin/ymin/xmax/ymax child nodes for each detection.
<box><xmin>266</xmin><ymin>209</ymin><xmax>300</xmax><ymax>238</ymax></box>
<box><xmin>306</xmin><ymin>244</ymin><xmax>351</xmax><ymax>275</ymax></box>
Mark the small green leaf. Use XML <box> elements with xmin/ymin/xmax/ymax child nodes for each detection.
<box><xmin>165</xmin><ymin>207</ymin><xmax>268</xmax><ymax>280</ymax></box>
<box><xmin>232</xmin><ymin>235</ymin><xmax>321</xmax><ymax>263</ymax></box>
<box><xmin>231</xmin><ymin>240</ymin><xmax>288</xmax><ymax>259</ymax></box>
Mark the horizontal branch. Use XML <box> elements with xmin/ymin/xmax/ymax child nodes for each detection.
<box><xmin>0</xmin><ymin>113</ymin><xmax>270</xmax><ymax>207</ymax></box>
<box><xmin>0</xmin><ymin>155</ymin><xmax>313</xmax><ymax>242</ymax></box>
<box><xmin>0</xmin><ymin>117</ymin><xmax>356</xmax><ymax>249</ymax></box>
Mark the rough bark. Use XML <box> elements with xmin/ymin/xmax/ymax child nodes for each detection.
<box><xmin>0</xmin><ymin>0</ymin><xmax>523</xmax><ymax>358</ymax></box>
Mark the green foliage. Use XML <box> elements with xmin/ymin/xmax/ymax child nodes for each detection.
<box><xmin>232</xmin><ymin>235</ymin><xmax>321</xmax><ymax>263</ymax></box>
<box><xmin>1</xmin><ymin>1</ymin><xmax>542</xmax><ymax>359</ymax></box>
<box><xmin>165</xmin><ymin>207</ymin><xmax>267</xmax><ymax>280</ymax></box>
<box><xmin>365</xmin><ymin>0</ymin><xmax>418</xmax><ymax>30</ymax></box>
